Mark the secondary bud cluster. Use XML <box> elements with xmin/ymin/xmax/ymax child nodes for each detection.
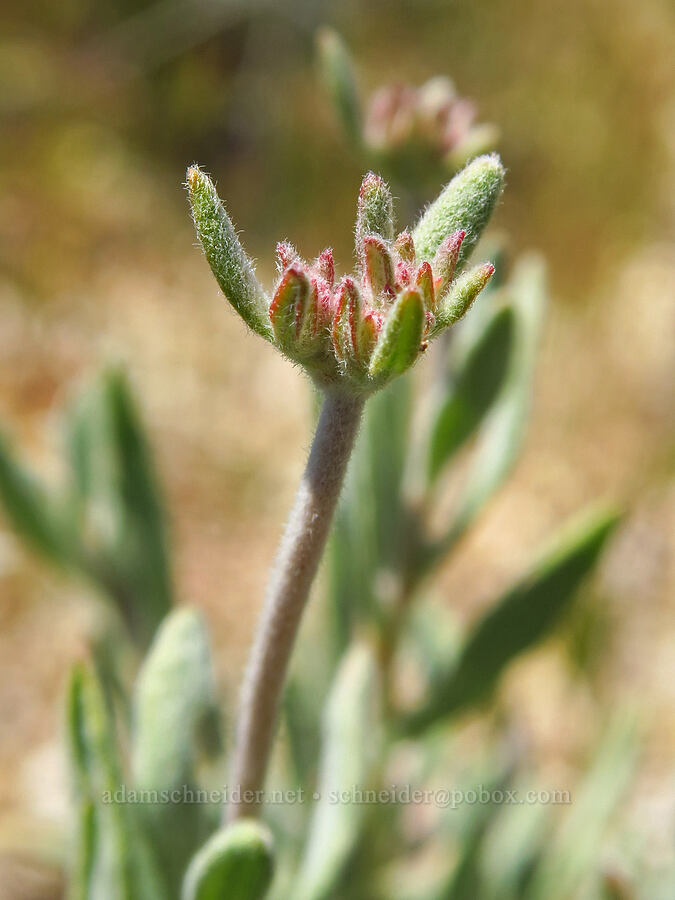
<box><xmin>317</xmin><ymin>29</ymin><xmax>498</xmax><ymax>183</ymax></box>
<box><xmin>187</xmin><ymin>155</ymin><xmax>505</xmax><ymax>395</ymax></box>
<box><xmin>364</xmin><ymin>77</ymin><xmax>497</xmax><ymax>173</ymax></box>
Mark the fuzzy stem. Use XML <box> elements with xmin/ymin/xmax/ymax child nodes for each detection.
<box><xmin>228</xmin><ymin>390</ymin><xmax>364</xmax><ymax>821</ymax></box>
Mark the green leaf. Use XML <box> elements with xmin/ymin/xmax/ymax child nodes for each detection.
<box><xmin>413</xmin><ymin>155</ymin><xmax>505</xmax><ymax>269</ymax></box>
<box><xmin>292</xmin><ymin>642</ymin><xmax>381</xmax><ymax>900</ymax></box>
<box><xmin>368</xmin><ymin>289</ymin><xmax>425</xmax><ymax>382</ymax></box>
<box><xmin>0</xmin><ymin>430</ymin><xmax>74</xmax><ymax>563</ymax></box>
<box><xmin>329</xmin><ymin>374</ymin><xmax>411</xmax><ymax>648</ymax></box>
<box><xmin>316</xmin><ymin>28</ymin><xmax>362</xmax><ymax>146</ymax></box>
<box><xmin>428</xmin><ymin>254</ymin><xmax>547</xmax><ymax>566</ymax></box>
<box><xmin>433</xmin><ymin>262</ymin><xmax>496</xmax><ymax>332</ymax></box>
<box><xmin>187</xmin><ymin>166</ymin><xmax>272</xmax><ymax>341</ymax></box>
<box><xmin>440</xmin><ymin>770</ymin><xmax>513</xmax><ymax>900</ymax></box>
<box><xmin>132</xmin><ymin>608</ymin><xmax>222</xmax><ymax>890</ymax></box>
<box><xmin>526</xmin><ymin>715</ymin><xmax>638</xmax><ymax>900</ymax></box>
<box><xmin>428</xmin><ymin>305</ymin><xmax>514</xmax><ymax>483</ymax></box>
<box><xmin>405</xmin><ymin>505</ymin><xmax>621</xmax><ymax>733</ymax></box>
<box><xmin>101</xmin><ymin>370</ymin><xmax>173</xmax><ymax>645</ymax></box>
<box><xmin>182</xmin><ymin>821</ymin><xmax>274</xmax><ymax>900</ymax></box>
<box><xmin>66</xmin><ymin>664</ymin><xmax>164</xmax><ymax>900</ymax></box>
<box><xmin>61</xmin><ymin>370</ymin><xmax>173</xmax><ymax>646</ymax></box>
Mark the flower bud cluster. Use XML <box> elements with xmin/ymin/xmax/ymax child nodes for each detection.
<box><xmin>187</xmin><ymin>155</ymin><xmax>505</xmax><ymax>394</ymax></box>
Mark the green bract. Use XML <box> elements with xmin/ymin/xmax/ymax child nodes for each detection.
<box><xmin>187</xmin><ymin>155</ymin><xmax>505</xmax><ymax>393</ymax></box>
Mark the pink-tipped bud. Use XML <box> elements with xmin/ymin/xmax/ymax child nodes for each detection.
<box><xmin>395</xmin><ymin>261</ymin><xmax>413</xmax><ymax>288</ymax></box>
<box><xmin>332</xmin><ymin>276</ymin><xmax>377</xmax><ymax>366</ymax></box>
<box><xmin>433</xmin><ymin>229</ymin><xmax>466</xmax><ymax>299</ymax></box>
<box><xmin>415</xmin><ymin>262</ymin><xmax>436</xmax><ymax>313</ymax></box>
<box><xmin>312</xmin><ymin>276</ymin><xmax>336</xmax><ymax>330</ymax></box>
<box><xmin>393</xmin><ymin>230</ymin><xmax>416</xmax><ymax>262</ymax></box>
<box><xmin>332</xmin><ymin>277</ymin><xmax>360</xmax><ymax>362</ymax></box>
<box><xmin>316</xmin><ymin>248</ymin><xmax>335</xmax><ymax>287</ymax></box>
<box><xmin>362</xmin><ymin>235</ymin><xmax>395</xmax><ymax>304</ymax></box>
<box><xmin>276</xmin><ymin>241</ymin><xmax>299</xmax><ymax>272</ymax></box>
<box><xmin>270</xmin><ymin>267</ymin><xmax>310</xmax><ymax>350</ymax></box>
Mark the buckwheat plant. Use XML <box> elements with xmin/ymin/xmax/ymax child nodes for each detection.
<box><xmin>187</xmin><ymin>154</ymin><xmax>504</xmax><ymax>818</ymax></box>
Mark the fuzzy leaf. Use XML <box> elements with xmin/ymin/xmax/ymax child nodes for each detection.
<box><xmin>132</xmin><ymin>608</ymin><xmax>222</xmax><ymax>889</ymax></box>
<box><xmin>100</xmin><ymin>370</ymin><xmax>173</xmax><ymax>646</ymax></box>
<box><xmin>182</xmin><ymin>821</ymin><xmax>274</xmax><ymax>900</ymax></box>
<box><xmin>428</xmin><ymin>254</ymin><xmax>547</xmax><ymax>565</ymax></box>
<box><xmin>60</xmin><ymin>370</ymin><xmax>173</xmax><ymax>648</ymax></box>
<box><xmin>187</xmin><ymin>166</ymin><xmax>272</xmax><ymax>341</ymax></box>
<box><xmin>316</xmin><ymin>28</ymin><xmax>362</xmax><ymax>145</ymax></box>
<box><xmin>329</xmin><ymin>375</ymin><xmax>411</xmax><ymax>648</ymax></box>
<box><xmin>526</xmin><ymin>715</ymin><xmax>638</xmax><ymax>900</ymax></box>
<box><xmin>413</xmin><ymin>154</ymin><xmax>505</xmax><ymax>268</ymax></box>
<box><xmin>292</xmin><ymin>643</ymin><xmax>380</xmax><ymax>900</ymax></box>
<box><xmin>434</xmin><ymin>262</ymin><xmax>495</xmax><ymax>332</ymax></box>
<box><xmin>368</xmin><ymin>289</ymin><xmax>424</xmax><ymax>381</ymax></box>
<box><xmin>0</xmin><ymin>430</ymin><xmax>73</xmax><ymax>563</ymax></box>
<box><xmin>67</xmin><ymin>664</ymin><xmax>164</xmax><ymax>900</ymax></box>
<box><xmin>405</xmin><ymin>506</ymin><xmax>620</xmax><ymax>733</ymax></box>
<box><xmin>427</xmin><ymin>305</ymin><xmax>514</xmax><ymax>482</ymax></box>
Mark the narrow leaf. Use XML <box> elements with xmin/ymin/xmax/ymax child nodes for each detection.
<box><xmin>526</xmin><ymin>715</ymin><xmax>638</xmax><ymax>900</ymax></box>
<box><xmin>427</xmin><ymin>305</ymin><xmax>514</xmax><ymax>483</ymax></box>
<box><xmin>316</xmin><ymin>28</ymin><xmax>362</xmax><ymax>145</ymax></box>
<box><xmin>187</xmin><ymin>166</ymin><xmax>272</xmax><ymax>341</ymax></box>
<box><xmin>66</xmin><ymin>664</ymin><xmax>164</xmax><ymax>900</ymax></box>
<box><xmin>434</xmin><ymin>262</ymin><xmax>495</xmax><ymax>332</ymax></box>
<box><xmin>405</xmin><ymin>506</ymin><xmax>620</xmax><ymax>733</ymax></box>
<box><xmin>132</xmin><ymin>608</ymin><xmax>222</xmax><ymax>888</ymax></box>
<box><xmin>429</xmin><ymin>254</ymin><xmax>547</xmax><ymax>563</ymax></box>
<box><xmin>0</xmin><ymin>430</ymin><xmax>73</xmax><ymax>563</ymax></box>
<box><xmin>292</xmin><ymin>643</ymin><xmax>380</xmax><ymax>900</ymax></box>
<box><xmin>102</xmin><ymin>369</ymin><xmax>173</xmax><ymax>646</ymax></box>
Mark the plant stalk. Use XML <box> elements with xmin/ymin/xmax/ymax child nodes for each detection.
<box><xmin>228</xmin><ymin>389</ymin><xmax>364</xmax><ymax>820</ymax></box>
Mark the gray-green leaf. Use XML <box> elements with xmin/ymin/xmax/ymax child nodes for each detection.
<box><xmin>132</xmin><ymin>608</ymin><xmax>222</xmax><ymax>892</ymax></box>
<box><xmin>405</xmin><ymin>505</ymin><xmax>620</xmax><ymax>733</ymax></box>
<box><xmin>428</xmin><ymin>305</ymin><xmax>514</xmax><ymax>483</ymax></box>
<box><xmin>66</xmin><ymin>664</ymin><xmax>164</xmax><ymax>900</ymax></box>
<box><xmin>182</xmin><ymin>821</ymin><xmax>274</xmax><ymax>900</ymax></box>
<box><xmin>292</xmin><ymin>642</ymin><xmax>381</xmax><ymax>900</ymax></box>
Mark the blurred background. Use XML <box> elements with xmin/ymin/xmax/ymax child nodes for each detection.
<box><xmin>0</xmin><ymin>0</ymin><xmax>673</xmax><ymax>894</ymax></box>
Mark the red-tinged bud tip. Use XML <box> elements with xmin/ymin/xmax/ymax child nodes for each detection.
<box><xmin>360</xmin><ymin>171</ymin><xmax>386</xmax><ymax>196</ymax></box>
<box><xmin>276</xmin><ymin>241</ymin><xmax>299</xmax><ymax>271</ymax></box>
<box><xmin>316</xmin><ymin>248</ymin><xmax>335</xmax><ymax>286</ymax></box>
<box><xmin>444</xmin><ymin>229</ymin><xmax>466</xmax><ymax>250</ymax></box>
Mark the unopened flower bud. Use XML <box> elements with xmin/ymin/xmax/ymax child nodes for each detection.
<box><xmin>356</xmin><ymin>172</ymin><xmax>394</xmax><ymax>260</ymax></box>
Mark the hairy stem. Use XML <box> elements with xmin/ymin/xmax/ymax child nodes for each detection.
<box><xmin>228</xmin><ymin>389</ymin><xmax>364</xmax><ymax>820</ymax></box>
